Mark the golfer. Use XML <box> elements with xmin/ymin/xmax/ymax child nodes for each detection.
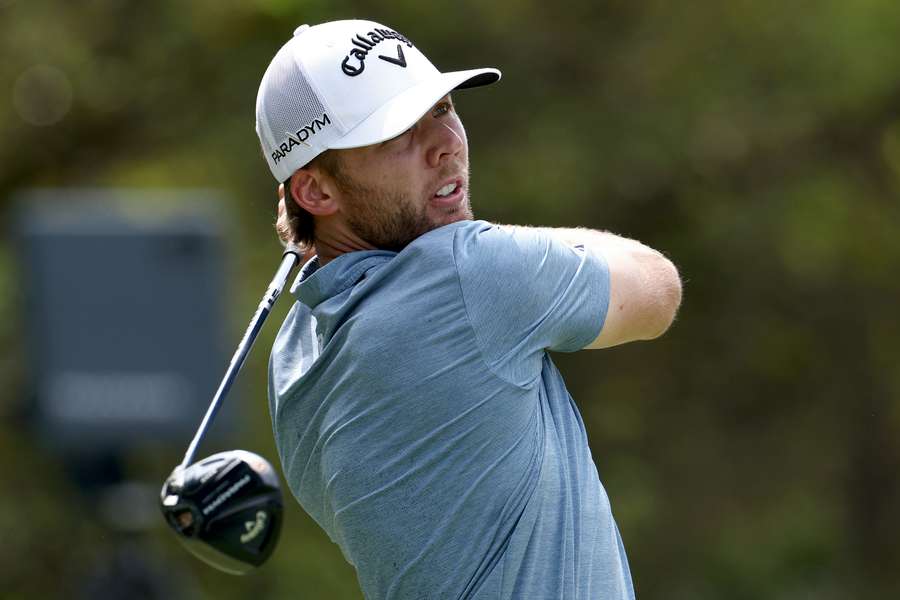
<box><xmin>257</xmin><ymin>20</ymin><xmax>681</xmax><ymax>599</ymax></box>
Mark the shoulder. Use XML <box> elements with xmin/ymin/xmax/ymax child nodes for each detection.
<box><xmin>399</xmin><ymin>220</ymin><xmax>500</xmax><ymax>271</ymax></box>
<box><xmin>451</xmin><ymin>220</ymin><xmax>524</xmax><ymax>257</ymax></box>
<box><xmin>410</xmin><ymin>219</ymin><xmax>492</xmax><ymax>251</ymax></box>
<box><xmin>451</xmin><ymin>221</ymin><xmax>563</xmax><ymax>276</ymax></box>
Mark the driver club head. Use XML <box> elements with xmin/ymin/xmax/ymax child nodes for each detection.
<box><xmin>160</xmin><ymin>450</ymin><xmax>283</xmax><ymax>575</ymax></box>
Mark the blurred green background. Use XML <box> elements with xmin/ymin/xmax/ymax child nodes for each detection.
<box><xmin>3</xmin><ymin>0</ymin><xmax>900</xmax><ymax>598</ymax></box>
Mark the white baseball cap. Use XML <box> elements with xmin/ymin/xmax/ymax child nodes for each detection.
<box><xmin>255</xmin><ymin>20</ymin><xmax>501</xmax><ymax>182</ymax></box>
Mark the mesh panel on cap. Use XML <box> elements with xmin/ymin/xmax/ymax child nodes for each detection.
<box><xmin>259</xmin><ymin>48</ymin><xmax>329</xmax><ymax>158</ymax></box>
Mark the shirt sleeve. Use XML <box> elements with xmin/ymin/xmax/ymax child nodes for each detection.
<box><xmin>452</xmin><ymin>221</ymin><xmax>610</xmax><ymax>387</ymax></box>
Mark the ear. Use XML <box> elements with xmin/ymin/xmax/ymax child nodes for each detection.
<box><xmin>287</xmin><ymin>168</ymin><xmax>339</xmax><ymax>216</ymax></box>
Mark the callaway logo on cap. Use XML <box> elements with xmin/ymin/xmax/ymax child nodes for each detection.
<box><xmin>255</xmin><ymin>19</ymin><xmax>501</xmax><ymax>182</ymax></box>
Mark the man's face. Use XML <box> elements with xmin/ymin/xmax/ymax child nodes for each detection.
<box><xmin>328</xmin><ymin>95</ymin><xmax>472</xmax><ymax>251</ymax></box>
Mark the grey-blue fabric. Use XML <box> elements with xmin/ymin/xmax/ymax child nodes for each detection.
<box><xmin>268</xmin><ymin>220</ymin><xmax>635</xmax><ymax>599</ymax></box>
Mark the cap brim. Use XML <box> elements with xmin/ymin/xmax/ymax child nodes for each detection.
<box><xmin>330</xmin><ymin>68</ymin><xmax>500</xmax><ymax>150</ymax></box>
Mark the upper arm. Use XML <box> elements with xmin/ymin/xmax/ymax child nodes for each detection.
<box><xmin>584</xmin><ymin>244</ymin><xmax>682</xmax><ymax>349</ymax></box>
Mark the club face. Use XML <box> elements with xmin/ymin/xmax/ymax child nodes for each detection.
<box><xmin>160</xmin><ymin>450</ymin><xmax>283</xmax><ymax>575</ymax></box>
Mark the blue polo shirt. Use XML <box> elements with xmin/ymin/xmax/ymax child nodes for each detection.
<box><xmin>268</xmin><ymin>220</ymin><xmax>634</xmax><ymax>599</ymax></box>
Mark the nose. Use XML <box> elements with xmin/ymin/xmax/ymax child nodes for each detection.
<box><xmin>424</xmin><ymin>117</ymin><xmax>464</xmax><ymax>168</ymax></box>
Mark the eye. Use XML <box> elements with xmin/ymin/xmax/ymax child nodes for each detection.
<box><xmin>433</xmin><ymin>101</ymin><xmax>453</xmax><ymax>117</ymax></box>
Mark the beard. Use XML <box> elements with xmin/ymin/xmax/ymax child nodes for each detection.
<box><xmin>337</xmin><ymin>169</ymin><xmax>473</xmax><ymax>252</ymax></box>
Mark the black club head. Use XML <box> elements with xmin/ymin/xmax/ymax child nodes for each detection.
<box><xmin>160</xmin><ymin>450</ymin><xmax>283</xmax><ymax>575</ymax></box>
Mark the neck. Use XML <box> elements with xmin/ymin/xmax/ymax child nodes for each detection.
<box><xmin>312</xmin><ymin>217</ymin><xmax>375</xmax><ymax>265</ymax></box>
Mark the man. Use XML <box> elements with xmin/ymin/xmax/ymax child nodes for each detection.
<box><xmin>257</xmin><ymin>19</ymin><xmax>681</xmax><ymax>599</ymax></box>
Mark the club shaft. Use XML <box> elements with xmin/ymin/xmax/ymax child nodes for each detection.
<box><xmin>179</xmin><ymin>245</ymin><xmax>303</xmax><ymax>469</ymax></box>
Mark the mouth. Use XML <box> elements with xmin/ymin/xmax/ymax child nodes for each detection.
<box><xmin>430</xmin><ymin>178</ymin><xmax>464</xmax><ymax>208</ymax></box>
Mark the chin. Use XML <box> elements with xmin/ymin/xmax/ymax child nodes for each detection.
<box><xmin>434</xmin><ymin>200</ymin><xmax>473</xmax><ymax>222</ymax></box>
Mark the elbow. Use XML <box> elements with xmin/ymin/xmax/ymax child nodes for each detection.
<box><xmin>590</xmin><ymin>247</ymin><xmax>683</xmax><ymax>350</ymax></box>
<box><xmin>643</xmin><ymin>256</ymin><xmax>682</xmax><ymax>340</ymax></box>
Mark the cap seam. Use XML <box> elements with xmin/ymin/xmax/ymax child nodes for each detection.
<box><xmin>292</xmin><ymin>44</ymin><xmax>348</xmax><ymax>134</ymax></box>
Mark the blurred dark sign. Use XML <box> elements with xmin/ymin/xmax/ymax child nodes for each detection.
<box><xmin>15</xmin><ymin>189</ymin><xmax>232</xmax><ymax>453</ymax></box>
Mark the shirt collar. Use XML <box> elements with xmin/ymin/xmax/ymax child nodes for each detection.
<box><xmin>291</xmin><ymin>250</ymin><xmax>395</xmax><ymax>308</ymax></box>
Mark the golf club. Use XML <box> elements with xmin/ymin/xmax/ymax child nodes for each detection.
<box><xmin>160</xmin><ymin>243</ymin><xmax>302</xmax><ymax>575</ymax></box>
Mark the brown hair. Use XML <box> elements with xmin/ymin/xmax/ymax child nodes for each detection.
<box><xmin>274</xmin><ymin>150</ymin><xmax>343</xmax><ymax>250</ymax></box>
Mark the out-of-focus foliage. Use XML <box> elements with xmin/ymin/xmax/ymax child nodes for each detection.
<box><xmin>2</xmin><ymin>0</ymin><xmax>899</xmax><ymax>598</ymax></box>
